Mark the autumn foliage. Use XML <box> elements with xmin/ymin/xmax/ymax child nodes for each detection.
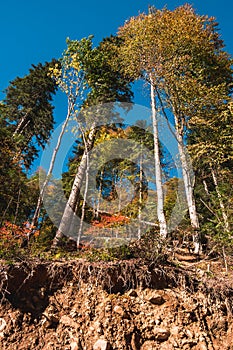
<box><xmin>0</xmin><ymin>222</ymin><xmax>39</xmax><ymax>253</ymax></box>
<box><xmin>92</xmin><ymin>214</ymin><xmax>130</xmax><ymax>228</ymax></box>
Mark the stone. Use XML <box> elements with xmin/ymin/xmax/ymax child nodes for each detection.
<box><xmin>93</xmin><ymin>339</ymin><xmax>111</xmax><ymax>350</ymax></box>
<box><xmin>0</xmin><ymin>318</ymin><xmax>6</xmax><ymax>332</ymax></box>
<box><xmin>60</xmin><ymin>315</ymin><xmax>77</xmax><ymax>329</ymax></box>
<box><xmin>154</xmin><ymin>327</ymin><xmax>170</xmax><ymax>341</ymax></box>
<box><xmin>148</xmin><ymin>295</ymin><xmax>165</xmax><ymax>306</ymax></box>
<box><xmin>131</xmin><ymin>332</ymin><xmax>141</xmax><ymax>350</ymax></box>
<box><xmin>70</xmin><ymin>341</ymin><xmax>79</xmax><ymax>350</ymax></box>
<box><xmin>196</xmin><ymin>342</ymin><xmax>208</xmax><ymax>350</ymax></box>
<box><xmin>113</xmin><ymin>305</ymin><xmax>125</xmax><ymax>316</ymax></box>
<box><xmin>141</xmin><ymin>340</ymin><xmax>158</xmax><ymax>349</ymax></box>
<box><xmin>127</xmin><ymin>289</ymin><xmax>138</xmax><ymax>297</ymax></box>
<box><xmin>105</xmin><ymin>303</ymin><xmax>112</xmax><ymax>312</ymax></box>
<box><xmin>170</xmin><ymin>326</ymin><xmax>180</xmax><ymax>336</ymax></box>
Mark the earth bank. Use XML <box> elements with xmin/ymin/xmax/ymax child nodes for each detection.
<box><xmin>0</xmin><ymin>257</ymin><xmax>232</xmax><ymax>349</ymax></box>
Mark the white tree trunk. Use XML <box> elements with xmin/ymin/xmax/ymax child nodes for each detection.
<box><xmin>77</xmin><ymin>137</ymin><xmax>90</xmax><ymax>248</ymax></box>
<box><xmin>13</xmin><ymin>110</ymin><xmax>32</xmax><ymax>136</ymax></box>
<box><xmin>174</xmin><ymin>114</ymin><xmax>200</xmax><ymax>253</ymax></box>
<box><xmin>150</xmin><ymin>75</ymin><xmax>167</xmax><ymax>238</ymax></box>
<box><xmin>52</xmin><ymin>123</ymin><xmax>96</xmax><ymax>247</ymax></box>
<box><xmin>28</xmin><ymin>98</ymin><xmax>75</xmax><ymax>238</ymax></box>
<box><xmin>138</xmin><ymin>142</ymin><xmax>143</xmax><ymax>239</ymax></box>
<box><xmin>211</xmin><ymin>166</ymin><xmax>230</xmax><ymax>233</ymax></box>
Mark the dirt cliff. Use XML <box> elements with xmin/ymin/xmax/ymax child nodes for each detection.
<box><xmin>0</xmin><ymin>256</ymin><xmax>232</xmax><ymax>349</ymax></box>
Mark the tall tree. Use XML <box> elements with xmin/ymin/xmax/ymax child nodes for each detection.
<box><xmin>0</xmin><ymin>105</ymin><xmax>39</xmax><ymax>225</ymax></box>
<box><xmin>3</xmin><ymin>61</ymin><xmax>57</xmax><ymax>168</ymax></box>
<box><xmin>52</xmin><ymin>36</ymin><xmax>133</xmax><ymax>247</ymax></box>
<box><xmin>29</xmin><ymin>39</ymin><xmax>90</xmax><ymax>234</ymax></box>
<box><xmin>118</xmin><ymin>4</ymin><xmax>232</xmax><ymax>252</ymax></box>
<box><xmin>189</xmin><ymin>101</ymin><xmax>233</xmax><ymax>236</ymax></box>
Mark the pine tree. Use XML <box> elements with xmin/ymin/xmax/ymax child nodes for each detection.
<box><xmin>3</xmin><ymin>60</ymin><xmax>58</xmax><ymax>168</ymax></box>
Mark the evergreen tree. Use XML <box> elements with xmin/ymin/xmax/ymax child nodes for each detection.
<box><xmin>3</xmin><ymin>60</ymin><xmax>58</xmax><ymax>168</ymax></box>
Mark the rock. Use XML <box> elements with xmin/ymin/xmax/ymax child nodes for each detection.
<box><xmin>70</xmin><ymin>340</ymin><xmax>80</xmax><ymax>350</ymax></box>
<box><xmin>93</xmin><ymin>339</ymin><xmax>111</xmax><ymax>350</ymax></box>
<box><xmin>105</xmin><ymin>303</ymin><xmax>112</xmax><ymax>313</ymax></box>
<box><xmin>93</xmin><ymin>321</ymin><xmax>103</xmax><ymax>334</ymax></box>
<box><xmin>60</xmin><ymin>315</ymin><xmax>77</xmax><ymax>329</ymax></box>
<box><xmin>148</xmin><ymin>295</ymin><xmax>165</xmax><ymax>305</ymax></box>
<box><xmin>113</xmin><ymin>305</ymin><xmax>125</xmax><ymax>316</ymax></box>
<box><xmin>131</xmin><ymin>332</ymin><xmax>141</xmax><ymax>350</ymax></box>
<box><xmin>0</xmin><ymin>318</ymin><xmax>6</xmax><ymax>332</ymax></box>
<box><xmin>170</xmin><ymin>326</ymin><xmax>180</xmax><ymax>336</ymax></box>
<box><xmin>196</xmin><ymin>342</ymin><xmax>208</xmax><ymax>350</ymax></box>
<box><xmin>127</xmin><ymin>289</ymin><xmax>138</xmax><ymax>297</ymax></box>
<box><xmin>38</xmin><ymin>287</ymin><xmax>46</xmax><ymax>299</ymax></box>
<box><xmin>141</xmin><ymin>340</ymin><xmax>158</xmax><ymax>349</ymax></box>
<box><xmin>154</xmin><ymin>327</ymin><xmax>170</xmax><ymax>341</ymax></box>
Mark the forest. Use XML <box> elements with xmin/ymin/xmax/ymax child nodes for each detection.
<box><xmin>0</xmin><ymin>4</ymin><xmax>232</xmax><ymax>262</ymax></box>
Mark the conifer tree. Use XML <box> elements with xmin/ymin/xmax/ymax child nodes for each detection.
<box><xmin>4</xmin><ymin>60</ymin><xmax>58</xmax><ymax>168</ymax></box>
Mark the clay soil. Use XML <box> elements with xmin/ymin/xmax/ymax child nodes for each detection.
<box><xmin>0</xmin><ymin>255</ymin><xmax>232</xmax><ymax>350</ymax></box>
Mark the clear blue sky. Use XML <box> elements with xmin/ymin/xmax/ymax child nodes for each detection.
<box><xmin>1</xmin><ymin>0</ymin><xmax>232</xmax><ymax>117</ymax></box>
<box><xmin>1</xmin><ymin>0</ymin><xmax>232</xmax><ymax>179</ymax></box>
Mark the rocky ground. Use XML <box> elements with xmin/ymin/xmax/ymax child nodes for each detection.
<box><xmin>0</xmin><ymin>254</ymin><xmax>232</xmax><ymax>349</ymax></box>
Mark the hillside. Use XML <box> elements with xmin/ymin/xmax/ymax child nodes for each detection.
<box><xmin>0</xmin><ymin>251</ymin><xmax>232</xmax><ymax>350</ymax></box>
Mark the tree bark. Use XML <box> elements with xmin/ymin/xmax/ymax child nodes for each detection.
<box><xmin>211</xmin><ymin>166</ymin><xmax>230</xmax><ymax>233</ymax></box>
<box><xmin>52</xmin><ymin>123</ymin><xmax>96</xmax><ymax>247</ymax></box>
<box><xmin>150</xmin><ymin>74</ymin><xmax>167</xmax><ymax>238</ymax></box>
<box><xmin>174</xmin><ymin>114</ymin><xmax>200</xmax><ymax>253</ymax></box>
<box><xmin>28</xmin><ymin>98</ymin><xmax>75</xmax><ymax>239</ymax></box>
<box><xmin>77</xmin><ymin>135</ymin><xmax>90</xmax><ymax>248</ymax></box>
<box><xmin>13</xmin><ymin>110</ymin><xmax>32</xmax><ymax>136</ymax></box>
<box><xmin>95</xmin><ymin>168</ymin><xmax>104</xmax><ymax>219</ymax></box>
<box><xmin>138</xmin><ymin>141</ymin><xmax>143</xmax><ymax>239</ymax></box>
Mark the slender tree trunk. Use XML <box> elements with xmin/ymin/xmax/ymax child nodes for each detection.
<box><xmin>13</xmin><ymin>110</ymin><xmax>32</xmax><ymax>136</ymax></box>
<box><xmin>174</xmin><ymin>114</ymin><xmax>200</xmax><ymax>253</ymax></box>
<box><xmin>203</xmin><ymin>180</ymin><xmax>210</xmax><ymax>196</ymax></box>
<box><xmin>138</xmin><ymin>141</ymin><xmax>143</xmax><ymax>239</ymax></box>
<box><xmin>52</xmin><ymin>123</ymin><xmax>96</xmax><ymax>247</ymax></box>
<box><xmin>117</xmin><ymin>175</ymin><xmax>123</xmax><ymax>213</ymax></box>
<box><xmin>77</xmin><ymin>138</ymin><xmax>90</xmax><ymax>248</ymax></box>
<box><xmin>13</xmin><ymin>188</ymin><xmax>21</xmax><ymax>225</ymax></box>
<box><xmin>210</xmin><ymin>166</ymin><xmax>230</xmax><ymax>233</ymax></box>
<box><xmin>95</xmin><ymin>168</ymin><xmax>104</xmax><ymax>219</ymax></box>
<box><xmin>28</xmin><ymin>98</ymin><xmax>75</xmax><ymax>239</ymax></box>
<box><xmin>0</xmin><ymin>197</ymin><xmax>13</xmax><ymax>225</ymax></box>
<box><xmin>150</xmin><ymin>75</ymin><xmax>167</xmax><ymax>238</ymax></box>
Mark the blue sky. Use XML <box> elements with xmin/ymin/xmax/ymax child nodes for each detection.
<box><xmin>1</xmin><ymin>0</ymin><xmax>232</xmax><ymax>114</ymax></box>
<box><xmin>1</xmin><ymin>0</ymin><xmax>232</xmax><ymax>176</ymax></box>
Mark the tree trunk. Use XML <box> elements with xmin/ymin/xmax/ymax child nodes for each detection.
<box><xmin>211</xmin><ymin>166</ymin><xmax>230</xmax><ymax>233</ymax></box>
<box><xmin>13</xmin><ymin>110</ymin><xmax>32</xmax><ymax>136</ymax></box>
<box><xmin>77</xmin><ymin>137</ymin><xmax>90</xmax><ymax>248</ymax></box>
<box><xmin>138</xmin><ymin>141</ymin><xmax>143</xmax><ymax>239</ymax></box>
<box><xmin>52</xmin><ymin>123</ymin><xmax>96</xmax><ymax>247</ymax></box>
<box><xmin>13</xmin><ymin>188</ymin><xmax>21</xmax><ymax>225</ymax></box>
<box><xmin>28</xmin><ymin>98</ymin><xmax>75</xmax><ymax>239</ymax></box>
<box><xmin>95</xmin><ymin>168</ymin><xmax>104</xmax><ymax>219</ymax></box>
<box><xmin>174</xmin><ymin>114</ymin><xmax>200</xmax><ymax>253</ymax></box>
<box><xmin>150</xmin><ymin>75</ymin><xmax>167</xmax><ymax>238</ymax></box>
